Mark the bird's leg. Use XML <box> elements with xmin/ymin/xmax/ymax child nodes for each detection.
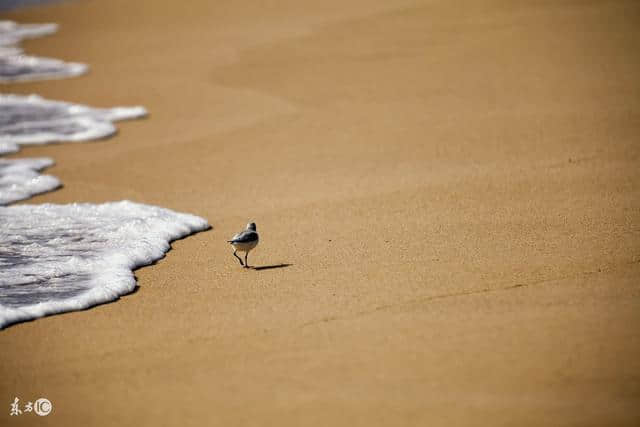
<box><xmin>233</xmin><ymin>250</ymin><xmax>244</xmax><ymax>266</ymax></box>
<box><xmin>244</xmin><ymin>252</ymin><xmax>249</xmax><ymax>269</ymax></box>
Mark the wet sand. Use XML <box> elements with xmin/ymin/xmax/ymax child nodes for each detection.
<box><xmin>1</xmin><ymin>0</ymin><xmax>639</xmax><ymax>425</ymax></box>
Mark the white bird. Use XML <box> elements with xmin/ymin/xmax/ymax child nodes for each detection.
<box><xmin>227</xmin><ymin>222</ymin><xmax>259</xmax><ymax>268</ymax></box>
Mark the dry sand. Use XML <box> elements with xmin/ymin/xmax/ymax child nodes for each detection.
<box><xmin>1</xmin><ymin>0</ymin><xmax>639</xmax><ymax>425</ymax></box>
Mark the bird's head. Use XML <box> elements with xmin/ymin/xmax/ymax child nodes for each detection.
<box><xmin>247</xmin><ymin>222</ymin><xmax>257</xmax><ymax>231</ymax></box>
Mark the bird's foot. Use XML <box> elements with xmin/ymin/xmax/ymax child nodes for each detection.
<box><xmin>233</xmin><ymin>252</ymin><xmax>244</xmax><ymax>266</ymax></box>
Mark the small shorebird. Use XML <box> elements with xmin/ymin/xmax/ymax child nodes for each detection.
<box><xmin>227</xmin><ymin>222</ymin><xmax>259</xmax><ymax>268</ymax></box>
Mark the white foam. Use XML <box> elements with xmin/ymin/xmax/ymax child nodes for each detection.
<box><xmin>0</xmin><ymin>140</ymin><xmax>19</xmax><ymax>155</ymax></box>
<box><xmin>0</xmin><ymin>48</ymin><xmax>88</xmax><ymax>83</ymax></box>
<box><xmin>0</xmin><ymin>200</ymin><xmax>210</xmax><ymax>328</ymax></box>
<box><xmin>0</xmin><ymin>21</ymin><xmax>87</xmax><ymax>82</ymax></box>
<box><xmin>0</xmin><ymin>94</ymin><xmax>147</xmax><ymax>153</ymax></box>
<box><xmin>0</xmin><ymin>157</ymin><xmax>60</xmax><ymax>205</ymax></box>
<box><xmin>0</xmin><ymin>20</ymin><xmax>57</xmax><ymax>46</ymax></box>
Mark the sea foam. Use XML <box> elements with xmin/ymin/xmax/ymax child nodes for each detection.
<box><xmin>0</xmin><ymin>94</ymin><xmax>147</xmax><ymax>155</ymax></box>
<box><xmin>0</xmin><ymin>46</ymin><xmax>87</xmax><ymax>83</ymax></box>
<box><xmin>0</xmin><ymin>94</ymin><xmax>146</xmax><ymax>203</ymax></box>
<box><xmin>0</xmin><ymin>157</ymin><xmax>60</xmax><ymax>205</ymax></box>
<box><xmin>0</xmin><ymin>201</ymin><xmax>209</xmax><ymax>328</ymax></box>
<box><xmin>0</xmin><ymin>20</ymin><xmax>57</xmax><ymax>46</ymax></box>
<box><xmin>0</xmin><ymin>20</ymin><xmax>87</xmax><ymax>82</ymax></box>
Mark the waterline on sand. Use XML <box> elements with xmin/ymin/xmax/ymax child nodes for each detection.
<box><xmin>0</xmin><ymin>200</ymin><xmax>210</xmax><ymax>328</ymax></box>
<box><xmin>0</xmin><ymin>20</ymin><xmax>87</xmax><ymax>82</ymax></box>
<box><xmin>0</xmin><ymin>157</ymin><xmax>60</xmax><ymax>205</ymax></box>
<box><xmin>0</xmin><ymin>94</ymin><xmax>147</xmax><ymax>155</ymax></box>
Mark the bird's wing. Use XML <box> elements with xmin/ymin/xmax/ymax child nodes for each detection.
<box><xmin>228</xmin><ymin>230</ymin><xmax>258</xmax><ymax>243</ymax></box>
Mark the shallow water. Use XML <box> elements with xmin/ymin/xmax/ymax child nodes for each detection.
<box><xmin>0</xmin><ymin>20</ymin><xmax>146</xmax><ymax>205</ymax></box>
<box><xmin>0</xmin><ymin>20</ymin><xmax>86</xmax><ymax>82</ymax></box>
<box><xmin>0</xmin><ymin>94</ymin><xmax>147</xmax><ymax>204</ymax></box>
<box><xmin>0</xmin><ymin>20</ymin><xmax>57</xmax><ymax>46</ymax></box>
<box><xmin>0</xmin><ymin>157</ymin><xmax>60</xmax><ymax>205</ymax></box>
<box><xmin>0</xmin><ymin>94</ymin><xmax>147</xmax><ymax>154</ymax></box>
<box><xmin>0</xmin><ymin>46</ymin><xmax>87</xmax><ymax>83</ymax></box>
<box><xmin>0</xmin><ymin>19</ymin><xmax>207</xmax><ymax>329</ymax></box>
<box><xmin>0</xmin><ymin>0</ymin><xmax>62</xmax><ymax>11</ymax></box>
<box><xmin>0</xmin><ymin>201</ymin><xmax>209</xmax><ymax>328</ymax></box>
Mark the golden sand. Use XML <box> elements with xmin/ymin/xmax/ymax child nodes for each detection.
<box><xmin>1</xmin><ymin>0</ymin><xmax>639</xmax><ymax>425</ymax></box>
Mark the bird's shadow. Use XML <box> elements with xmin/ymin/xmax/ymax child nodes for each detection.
<box><xmin>249</xmin><ymin>263</ymin><xmax>292</xmax><ymax>271</ymax></box>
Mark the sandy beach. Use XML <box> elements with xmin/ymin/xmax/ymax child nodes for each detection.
<box><xmin>1</xmin><ymin>0</ymin><xmax>639</xmax><ymax>425</ymax></box>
